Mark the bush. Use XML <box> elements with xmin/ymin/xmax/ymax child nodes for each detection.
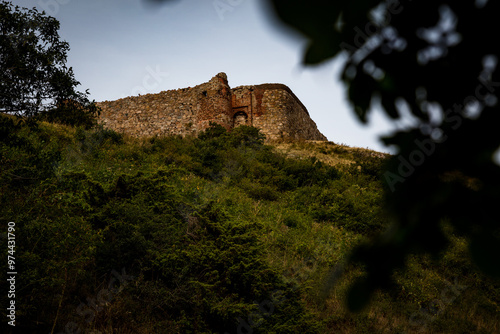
<box><xmin>143</xmin><ymin>202</ymin><xmax>320</xmax><ymax>333</ymax></box>
<box><xmin>40</xmin><ymin>100</ymin><xmax>101</xmax><ymax>129</ymax></box>
<box><xmin>4</xmin><ymin>120</ymin><xmax>498</xmax><ymax>334</ymax></box>
<box><xmin>239</xmin><ymin>178</ymin><xmax>280</xmax><ymax>201</ymax></box>
<box><xmin>0</xmin><ymin>118</ymin><xmax>62</xmax><ymax>188</ymax></box>
<box><xmin>228</xmin><ymin>125</ymin><xmax>266</xmax><ymax>147</ymax></box>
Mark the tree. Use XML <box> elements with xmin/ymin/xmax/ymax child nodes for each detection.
<box><xmin>266</xmin><ymin>0</ymin><xmax>500</xmax><ymax>310</ymax></box>
<box><xmin>0</xmin><ymin>1</ymin><xmax>99</xmax><ymax>128</ymax></box>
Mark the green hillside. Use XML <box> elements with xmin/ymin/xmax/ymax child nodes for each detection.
<box><xmin>1</xmin><ymin>116</ymin><xmax>499</xmax><ymax>333</ymax></box>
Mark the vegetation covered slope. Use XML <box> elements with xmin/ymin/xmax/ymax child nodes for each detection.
<box><xmin>1</xmin><ymin>116</ymin><xmax>499</xmax><ymax>333</ymax></box>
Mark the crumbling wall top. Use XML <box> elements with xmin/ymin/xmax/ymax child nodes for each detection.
<box><xmin>232</xmin><ymin>83</ymin><xmax>310</xmax><ymax>116</ymax></box>
<box><xmin>97</xmin><ymin>73</ymin><xmax>326</xmax><ymax>141</ymax></box>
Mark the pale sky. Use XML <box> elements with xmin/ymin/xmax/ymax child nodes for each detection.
<box><xmin>12</xmin><ymin>0</ymin><xmax>399</xmax><ymax>152</ymax></box>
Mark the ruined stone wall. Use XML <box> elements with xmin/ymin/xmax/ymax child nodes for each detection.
<box><xmin>230</xmin><ymin>84</ymin><xmax>327</xmax><ymax>141</ymax></box>
<box><xmin>98</xmin><ymin>73</ymin><xmax>232</xmax><ymax>138</ymax></box>
<box><xmin>264</xmin><ymin>87</ymin><xmax>327</xmax><ymax>141</ymax></box>
<box><xmin>97</xmin><ymin>73</ymin><xmax>327</xmax><ymax>142</ymax></box>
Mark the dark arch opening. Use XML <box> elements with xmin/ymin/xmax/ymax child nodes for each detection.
<box><xmin>233</xmin><ymin>111</ymin><xmax>248</xmax><ymax>127</ymax></box>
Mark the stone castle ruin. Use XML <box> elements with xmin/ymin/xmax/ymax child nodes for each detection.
<box><xmin>97</xmin><ymin>73</ymin><xmax>327</xmax><ymax>142</ymax></box>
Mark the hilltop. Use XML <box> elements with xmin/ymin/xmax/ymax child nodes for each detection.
<box><xmin>97</xmin><ymin>73</ymin><xmax>327</xmax><ymax>142</ymax></box>
<box><xmin>1</xmin><ymin>117</ymin><xmax>499</xmax><ymax>333</ymax></box>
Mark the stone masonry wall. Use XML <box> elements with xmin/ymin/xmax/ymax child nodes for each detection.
<box><xmin>98</xmin><ymin>73</ymin><xmax>232</xmax><ymax>138</ymax></box>
<box><xmin>97</xmin><ymin>73</ymin><xmax>327</xmax><ymax>142</ymax></box>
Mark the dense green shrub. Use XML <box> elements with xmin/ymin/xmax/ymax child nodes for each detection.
<box><xmin>238</xmin><ymin>178</ymin><xmax>280</xmax><ymax>201</ymax></box>
<box><xmin>227</xmin><ymin>125</ymin><xmax>266</xmax><ymax>147</ymax></box>
<box><xmin>39</xmin><ymin>101</ymin><xmax>101</xmax><ymax>129</ymax></box>
<box><xmin>141</xmin><ymin>202</ymin><xmax>319</xmax><ymax>333</ymax></box>
<box><xmin>0</xmin><ymin>116</ymin><xmax>62</xmax><ymax>190</ymax></box>
<box><xmin>1</xmin><ymin>121</ymin><xmax>498</xmax><ymax>333</ymax></box>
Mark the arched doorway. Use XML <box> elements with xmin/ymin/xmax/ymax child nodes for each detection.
<box><xmin>233</xmin><ymin>111</ymin><xmax>248</xmax><ymax>127</ymax></box>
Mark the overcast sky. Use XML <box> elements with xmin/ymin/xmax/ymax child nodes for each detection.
<box><xmin>12</xmin><ymin>0</ymin><xmax>400</xmax><ymax>152</ymax></box>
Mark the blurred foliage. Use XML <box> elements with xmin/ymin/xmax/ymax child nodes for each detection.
<box><xmin>0</xmin><ymin>1</ymin><xmax>99</xmax><ymax>128</ymax></box>
<box><xmin>265</xmin><ymin>0</ymin><xmax>500</xmax><ymax>311</ymax></box>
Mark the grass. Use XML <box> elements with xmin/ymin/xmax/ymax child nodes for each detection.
<box><xmin>0</xmin><ymin>117</ymin><xmax>498</xmax><ymax>333</ymax></box>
